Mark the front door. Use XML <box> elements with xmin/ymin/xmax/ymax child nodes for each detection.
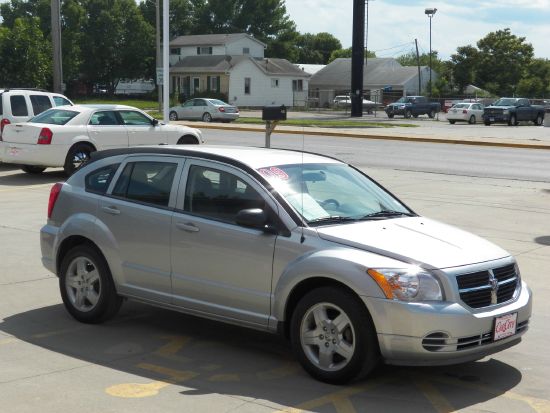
<box><xmin>99</xmin><ymin>157</ymin><xmax>183</xmax><ymax>302</ymax></box>
<box><xmin>87</xmin><ymin>110</ymin><xmax>128</xmax><ymax>150</ymax></box>
<box><xmin>170</xmin><ymin>161</ymin><xmax>277</xmax><ymax>327</ymax></box>
<box><xmin>118</xmin><ymin>110</ymin><xmax>165</xmax><ymax>146</ymax></box>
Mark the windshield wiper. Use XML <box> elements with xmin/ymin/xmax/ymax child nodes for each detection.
<box><xmin>359</xmin><ymin>210</ymin><xmax>415</xmax><ymax>220</ymax></box>
<box><xmin>308</xmin><ymin>216</ymin><xmax>357</xmax><ymax>225</ymax></box>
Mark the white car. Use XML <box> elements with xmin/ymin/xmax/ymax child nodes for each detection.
<box><xmin>0</xmin><ymin>104</ymin><xmax>203</xmax><ymax>175</ymax></box>
<box><xmin>447</xmin><ymin>102</ymin><xmax>485</xmax><ymax>124</ymax></box>
<box><xmin>169</xmin><ymin>98</ymin><xmax>239</xmax><ymax>122</ymax></box>
<box><xmin>333</xmin><ymin>95</ymin><xmax>377</xmax><ymax>113</ymax></box>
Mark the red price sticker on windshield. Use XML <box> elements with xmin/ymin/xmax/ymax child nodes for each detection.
<box><xmin>258</xmin><ymin>167</ymin><xmax>289</xmax><ymax>180</ymax></box>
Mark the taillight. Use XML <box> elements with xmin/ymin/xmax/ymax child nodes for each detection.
<box><xmin>37</xmin><ymin>128</ymin><xmax>53</xmax><ymax>144</ymax></box>
<box><xmin>218</xmin><ymin>107</ymin><xmax>226</xmax><ymax>112</ymax></box>
<box><xmin>463</xmin><ymin>110</ymin><xmax>468</xmax><ymax>114</ymax></box>
<box><xmin>235</xmin><ymin>107</ymin><xmax>239</xmax><ymax>113</ymax></box>
<box><xmin>48</xmin><ymin>183</ymin><xmax>63</xmax><ymax>219</ymax></box>
<box><xmin>0</xmin><ymin>118</ymin><xmax>10</xmax><ymax>140</ymax></box>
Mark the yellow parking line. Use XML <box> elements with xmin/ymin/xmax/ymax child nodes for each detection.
<box><xmin>415</xmin><ymin>380</ymin><xmax>454</xmax><ymax>413</ymax></box>
<box><xmin>0</xmin><ymin>337</ymin><xmax>19</xmax><ymax>345</ymax></box>
<box><xmin>0</xmin><ymin>183</ymin><xmax>53</xmax><ymax>192</ymax></box>
<box><xmin>208</xmin><ymin>373</ymin><xmax>240</xmax><ymax>382</ymax></box>
<box><xmin>256</xmin><ymin>362</ymin><xmax>299</xmax><ymax>380</ymax></box>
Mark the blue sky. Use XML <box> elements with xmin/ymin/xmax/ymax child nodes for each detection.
<box><xmin>284</xmin><ymin>0</ymin><xmax>550</xmax><ymax>59</ymax></box>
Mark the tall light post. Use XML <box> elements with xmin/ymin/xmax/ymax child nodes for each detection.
<box><xmin>425</xmin><ymin>7</ymin><xmax>437</xmax><ymax>97</ymax></box>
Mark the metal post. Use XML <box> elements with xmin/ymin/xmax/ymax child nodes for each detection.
<box><xmin>162</xmin><ymin>0</ymin><xmax>169</xmax><ymax>123</ymax></box>
<box><xmin>351</xmin><ymin>0</ymin><xmax>365</xmax><ymax>117</ymax></box>
<box><xmin>51</xmin><ymin>0</ymin><xmax>63</xmax><ymax>93</ymax></box>
<box><xmin>425</xmin><ymin>8</ymin><xmax>437</xmax><ymax>98</ymax></box>
<box><xmin>156</xmin><ymin>0</ymin><xmax>161</xmax><ymax>112</ymax></box>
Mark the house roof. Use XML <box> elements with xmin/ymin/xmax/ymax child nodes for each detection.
<box><xmin>296</xmin><ymin>64</ymin><xmax>326</xmax><ymax>75</ymax></box>
<box><xmin>170</xmin><ymin>56</ymin><xmax>310</xmax><ymax>77</ymax></box>
<box><xmin>310</xmin><ymin>58</ymin><xmax>429</xmax><ymax>89</ymax></box>
<box><xmin>170</xmin><ymin>33</ymin><xmax>267</xmax><ymax>48</ymax></box>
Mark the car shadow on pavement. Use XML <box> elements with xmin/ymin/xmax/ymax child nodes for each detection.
<box><xmin>0</xmin><ymin>168</ymin><xmax>65</xmax><ymax>186</ymax></box>
<box><xmin>0</xmin><ymin>301</ymin><xmax>526</xmax><ymax>412</ymax></box>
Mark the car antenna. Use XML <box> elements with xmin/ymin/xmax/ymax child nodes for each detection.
<box><xmin>300</xmin><ymin>127</ymin><xmax>305</xmax><ymax>244</ymax></box>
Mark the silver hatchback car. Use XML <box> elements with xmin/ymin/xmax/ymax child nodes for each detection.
<box><xmin>41</xmin><ymin>146</ymin><xmax>532</xmax><ymax>383</ymax></box>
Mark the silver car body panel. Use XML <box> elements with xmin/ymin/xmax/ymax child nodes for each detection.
<box><xmin>40</xmin><ymin>146</ymin><xmax>532</xmax><ymax>365</ymax></box>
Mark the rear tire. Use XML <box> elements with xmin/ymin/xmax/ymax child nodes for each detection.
<box><xmin>448</xmin><ymin>120</ymin><xmax>456</xmax><ymax>124</ymax></box>
<box><xmin>428</xmin><ymin>109</ymin><xmax>436</xmax><ymax>119</ymax></box>
<box><xmin>202</xmin><ymin>112</ymin><xmax>212</xmax><ymax>122</ymax></box>
<box><xmin>21</xmin><ymin>165</ymin><xmax>46</xmax><ymax>174</ymax></box>
<box><xmin>535</xmin><ymin>114</ymin><xmax>543</xmax><ymax>126</ymax></box>
<box><xmin>404</xmin><ymin>110</ymin><xmax>412</xmax><ymax>119</ymax></box>
<box><xmin>290</xmin><ymin>286</ymin><xmax>379</xmax><ymax>384</ymax></box>
<box><xmin>468</xmin><ymin>115</ymin><xmax>476</xmax><ymax>124</ymax></box>
<box><xmin>59</xmin><ymin>244</ymin><xmax>122</xmax><ymax>324</ymax></box>
<box><xmin>387</xmin><ymin>113</ymin><xmax>394</xmax><ymax>119</ymax></box>
<box><xmin>64</xmin><ymin>143</ymin><xmax>94</xmax><ymax>176</ymax></box>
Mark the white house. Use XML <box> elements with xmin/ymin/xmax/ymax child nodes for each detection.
<box><xmin>169</xmin><ymin>33</ymin><xmax>310</xmax><ymax>107</ymax></box>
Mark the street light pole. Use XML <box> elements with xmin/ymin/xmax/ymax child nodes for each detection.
<box><xmin>425</xmin><ymin>8</ymin><xmax>437</xmax><ymax>97</ymax></box>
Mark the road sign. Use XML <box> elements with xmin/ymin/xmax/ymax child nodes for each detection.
<box><xmin>156</xmin><ymin>68</ymin><xmax>163</xmax><ymax>85</ymax></box>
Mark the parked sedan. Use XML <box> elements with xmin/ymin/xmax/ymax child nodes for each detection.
<box><xmin>446</xmin><ymin>102</ymin><xmax>484</xmax><ymax>124</ymax></box>
<box><xmin>333</xmin><ymin>95</ymin><xmax>377</xmax><ymax>112</ymax></box>
<box><xmin>169</xmin><ymin>98</ymin><xmax>239</xmax><ymax>122</ymax></box>
<box><xmin>41</xmin><ymin>145</ymin><xmax>531</xmax><ymax>384</ymax></box>
<box><xmin>0</xmin><ymin>104</ymin><xmax>203</xmax><ymax>175</ymax></box>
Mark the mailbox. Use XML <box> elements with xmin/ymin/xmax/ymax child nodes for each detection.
<box><xmin>262</xmin><ymin>105</ymin><xmax>287</xmax><ymax>121</ymax></box>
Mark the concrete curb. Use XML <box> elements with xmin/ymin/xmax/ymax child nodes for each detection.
<box><xmin>193</xmin><ymin>123</ymin><xmax>550</xmax><ymax>151</ymax></box>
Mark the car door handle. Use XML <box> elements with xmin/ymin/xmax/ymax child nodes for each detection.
<box><xmin>101</xmin><ymin>206</ymin><xmax>121</xmax><ymax>215</ymax></box>
<box><xmin>176</xmin><ymin>222</ymin><xmax>199</xmax><ymax>232</ymax></box>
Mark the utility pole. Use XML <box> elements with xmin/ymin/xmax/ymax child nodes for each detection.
<box><xmin>156</xmin><ymin>0</ymin><xmax>162</xmax><ymax>112</ymax></box>
<box><xmin>51</xmin><ymin>0</ymin><xmax>63</xmax><ymax>93</ymax></box>
<box><xmin>351</xmin><ymin>0</ymin><xmax>365</xmax><ymax>117</ymax></box>
<box><xmin>162</xmin><ymin>0</ymin><xmax>169</xmax><ymax>123</ymax></box>
<box><xmin>415</xmin><ymin>38</ymin><xmax>421</xmax><ymax>94</ymax></box>
<box><xmin>425</xmin><ymin>8</ymin><xmax>437</xmax><ymax>97</ymax></box>
<box><xmin>365</xmin><ymin>0</ymin><xmax>374</xmax><ymax>98</ymax></box>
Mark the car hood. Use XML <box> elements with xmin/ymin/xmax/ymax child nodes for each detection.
<box><xmin>485</xmin><ymin>105</ymin><xmax>514</xmax><ymax>110</ymax></box>
<box><xmin>315</xmin><ymin>217</ymin><xmax>509</xmax><ymax>269</ymax></box>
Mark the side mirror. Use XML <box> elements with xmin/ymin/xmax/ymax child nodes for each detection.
<box><xmin>235</xmin><ymin>208</ymin><xmax>278</xmax><ymax>234</ymax></box>
<box><xmin>152</xmin><ymin>118</ymin><xmax>159</xmax><ymax>126</ymax></box>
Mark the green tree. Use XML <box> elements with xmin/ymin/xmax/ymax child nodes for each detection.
<box><xmin>0</xmin><ymin>17</ymin><xmax>52</xmax><ymax>88</ymax></box>
<box><xmin>450</xmin><ymin>45</ymin><xmax>480</xmax><ymax>93</ymax></box>
<box><xmin>328</xmin><ymin>47</ymin><xmax>375</xmax><ymax>63</ymax></box>
<box><xmin>139</xmin><ymin>0</ymin><xmax>200</xmax><ymax>39</ymax></box>
<box><xmin>295</xmin><ymin>32</ymin><xmax>341</xmax><ymax>64</ymax></box>
<box><xmin>476</xmin><ymin>28</ymin><xmax>534</xmax><ymax>96</ymax></box>
<box><xmin>80</xmin><ymin>0</ymin><xmax>154</xmax><ymax>92</ymax></box>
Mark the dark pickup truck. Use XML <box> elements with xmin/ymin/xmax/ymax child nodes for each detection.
<box><xmin>483</xmin><ymin>98</ymin><xmax>545</xmax><ymax>126</ymax></box>
<box><xmin>385</xmin><ymin>96</ymin><xmax>441</xmax><ymax>119</ymax></box>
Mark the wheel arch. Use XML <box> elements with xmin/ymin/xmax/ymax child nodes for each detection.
<box><xmin>177</xmin><ymin>134</ymin><xmax>200</xmax><ymax>144</ymax></box>
<box><xmin>56</xmin><ymin>235</ymin><xmax>104</xmax><ymax>276</ymax></box>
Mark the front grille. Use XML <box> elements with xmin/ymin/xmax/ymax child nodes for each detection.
<box><xmin>456</xmin><ymin>264</ymin><xmax>519</xmax><ymax>308</ymax></box>
<box><xmin>485</xmin><ymin>108</ymin><xmax>503</xmax><ymax>115</ymax></box>
<box><xmin>422</xmin><ymin>320</ymin><xmax>529</xmax><ymax>352</ymax></box>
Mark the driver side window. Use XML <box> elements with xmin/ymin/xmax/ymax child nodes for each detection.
<box><xmin>183</xmin><ymin>165</ymin><xmax>265</xmax><ymax>224</ymax></box>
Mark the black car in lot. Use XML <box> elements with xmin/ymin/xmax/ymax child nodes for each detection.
<box><xmin>385</xmin><ymin>96</ymin><xmax>441</xmax><ymax>119</ymax></box>
<box><xmin>482</xmin><ymin>98</ymin><xmax>545</xmax><ymax>126</ymax></box>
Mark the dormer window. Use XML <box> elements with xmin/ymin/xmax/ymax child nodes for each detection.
<box><xmin>197</xmin><ymin>46</ymin><xmax>213</xmax><ymax>55</ymax></box>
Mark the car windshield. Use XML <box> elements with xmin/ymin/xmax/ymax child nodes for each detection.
<box><xmin>395</xmin><ymin>97</ymin><xmax>412</xmax><ymax>103</ymax></box>
<box><xmin>257</xmin><ymin>163</ymin><xmax>413</xmax><ymax>225</ymax></box>
<box><xmin>208</xmin><ymin>99</ymin><xmax>227</xmax><ymax>106</ymax></box>
<box><xmin>29</xmin><ymin>109</ymin><xmax>79</xmax><ymax>125</ymax></box>
<box><xmin>493</xmin><ymin>98</ymin><xmax>518</xmax><ymax>106</ymax></box>
<box><xmin>453</xmin><ymin>103</ymin><xmax>469</xmax><ymax>108</ymax></box>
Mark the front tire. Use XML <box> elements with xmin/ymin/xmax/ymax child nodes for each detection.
<box><xmin>386</xmin><ymin>113</ymin><xmax>394</xmax><ymax>119</ymax></box>
<box><xmin>428</xmin><ymin>109</ymin><xmax>436</xmax><ymax>119</ymax></box>
<box><xmin>535</xmin><ymin>114</ymin><xmax>543</xmax><ymax>126</ymax></box>
<box><xmin>169</xmin><ymin>111</ymin><xmax>178</xmax><ymax>121</ymax></box>
<box><xmin>177</xmin><ymin>135</ymin><xmax>199</xmax><ymax>145</ymax></box>
<box><xmin>448</xmin><ymin>120</ymin><xmax>456</xmax><ymax>124</ymax></box>
<box><xmin>290</xmin><ymin>286</ymin><xmax>379</xmax><ymax>384</ymax></box>
<box><xmin>484</xmin><ymin>121</ymin><xmax>491</xmax><ymax>126</ymax></box>
<box><xmin>64</xmin><ymin>143</ymin><xmax>94</xmax><ymax>176</ymax></box>
<box><xmin>59</xmin><ymin>245</ymin><xmax>122</xmax><ymax>324</ymax></box>
<box><xmin>404</xmin><ymin>110</ymin><xmax>412</xmax><ymax>119</ymax></box>
<box><xmin>21</xmin><ymin>165</ymin><xmax>46</xmax><ymax>174</ymax></box>
<box><xmin>508</xmin><ymin>114</ymin><xmax>517</xmax><ymax>126</ymax></box>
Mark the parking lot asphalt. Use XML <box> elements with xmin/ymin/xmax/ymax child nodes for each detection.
<box><xmin>0</xmin><ymin>160</ymin><xmax>549</xmax><ymax>413</ymax></box>
<box><xmin>184</xmin><ymin>111</ymin><xmax>550</xmax><ymax>150</ymax></box>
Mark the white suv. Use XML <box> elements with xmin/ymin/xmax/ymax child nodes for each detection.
<box><xmin>0</xmin><ymin>88</ymin><xmax>73</xmax><ymax>139</ymax></box>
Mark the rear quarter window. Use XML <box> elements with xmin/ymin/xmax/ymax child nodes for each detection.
<box><xmin>85</xmin><ymin>164</ymin><xmax>120</xmax><ymax>194</ymax></box>
<box><xmin>10</xmin><ymin>95</ymin><xmax>28</xmax><ymax>116</ymax></box>
<box><xmin>53</xmin><ymin>96</ymin><xmax>72</xmax><ymax>106</ymax></box>
<box><xmin>30</xmin><ymin>109</ymin><xmax>79</xmax><ymax>125</ymax></box>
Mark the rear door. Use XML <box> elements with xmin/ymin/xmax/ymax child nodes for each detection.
<box><xmin>87</xmin><ymin>110</ymin><xmax>128</xmax><ymax>150</ymax></box>
<box><xmin>6</xmin><ymin>94</ymin><xmax>31</xmax><ymax>123</ymax></box>
<box><xmin>118</xmin><ymin>109</ymin><xmax>166</xmax><ymax>146</ymax></box>
<box><xmin>99</xmin><ymin>156</ymin><xmax>184</xmax><ymax>303</ymax></box>
<box><xmin>29</xmin><ymin>94</ymin><xmax>53</xmax><ymax>117</ymax></box>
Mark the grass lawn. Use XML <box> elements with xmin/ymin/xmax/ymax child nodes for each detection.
<box><xmin>73</xmin><ymin>98</ymin><xmax>160</xmax><ymax>111</ymax></box>
<box><xmin>234</xmin><ymin>117</ymin><xmax>418</xmax><ymax>128</ymax></box>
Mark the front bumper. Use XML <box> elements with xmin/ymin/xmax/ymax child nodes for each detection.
<box><xmin>483</xmin><ymin>113</ymin><xmax>509</xmax><ymax>123</ymax></box>
<box><xmin>0</xmin><ymin>142</ymin><xmax>66</xmax><ymax>167</ymax></box>
<box><xmin>362</xmin><ymin>281</ymin><xmax>532</xmax><ymax>366</ymax></box>
<box><xmin>385</xmin><ymin>107</ymin><xmax>406</xmax><ymax>115</ymax></box>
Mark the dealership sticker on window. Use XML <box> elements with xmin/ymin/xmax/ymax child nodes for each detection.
<box><xmin>257</xmin><ymin>167</ymin><xmax>289</xmax><ymax>180</ymax></box>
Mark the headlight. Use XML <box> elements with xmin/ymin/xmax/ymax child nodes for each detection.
<box><xmin>367</xmin><ymin>266</ymin><xmax>443</xmax><ymax>301</ymax></box>
<box><xmin>398</xmin><ymin>105</ymin><xmax>406</xmax><ymax>109</ymax></box>
<box><xmin>503</xmin><ymin>110</ymin><xmax>509</xmax><ymax>114</ymax></box>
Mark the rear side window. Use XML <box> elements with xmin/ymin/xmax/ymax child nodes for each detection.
<box><xmin>0</xmin><ymin>94</ymin><xmax>3</xmax><ymax>115</ymax></box>
<box><xmin>85</xmin><ymin>164</ymin><xmax>120</xmax><ymax>194</ymax></box>
<box><xmin>30</xmin><ymin>109</ymin><xmax>79</xmax><ymax>125</ymax></box>
<box><xmin>53</xmin><ymin>96</ymin><xmax>72</xmax><ymax>106</ymax></box>
<box><xmin>112</xmin><ymin>161</ymin><xmax>178</xmax><ymax>207</ymax></box>
<box><xmin>10</xmin><ymin>95</ymin><xmax>28</xmax><ymax>116</ymax></box>
<box><xmin>30</xmin><ymin>95</ymin><xmax>52</xmax><ymax>115</ymax></box>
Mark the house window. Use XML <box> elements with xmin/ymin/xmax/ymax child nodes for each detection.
<box><xmin>244</xmin><ymin>77</ymin><xmax>251</xmax><ymax>95</ymax></box>
<box><xmin>271</xmin><ymin>79</ymin><xmax>279</xmax><ymax>88</ymax></box>
<box><xmin>292</xmin><ymin>79</ymin><xmax>303</xmax><ymax>92</ymax></box>
<box><xmin>170</xmin><ymin>48</ymin><xmax>180</xmax><ymax>55</ymax></box>
<box><xmin>243</xmin><ymin>47</ymin><xmax>250</xmax><ymax>55</ymax></box>
<box><xmin>197</xmin><ymin>46</ymin><xmax>213</xmax><ymax>55</ymax></box>
<box><xmin>210</xmin><ymin>76</ymin><xmax>219</xmax><ymax>91</ymax></box>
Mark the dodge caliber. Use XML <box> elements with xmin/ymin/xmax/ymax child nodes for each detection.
<box><xmin>40</xmin><ymin>146</ymin><xmax>532</xmax><ymax>383</ymax></box>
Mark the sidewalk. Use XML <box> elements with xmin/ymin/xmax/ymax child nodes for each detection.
<box><xmin>177</xmin><ymin>111</ymin><xmax>550</xmax><ymax>150</ymax></box>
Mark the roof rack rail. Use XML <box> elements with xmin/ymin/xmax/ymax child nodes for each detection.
<box><xmin>1</xmin><ymin>88</ymin><xmax>50</xmax><ymax>92</ymax></box>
